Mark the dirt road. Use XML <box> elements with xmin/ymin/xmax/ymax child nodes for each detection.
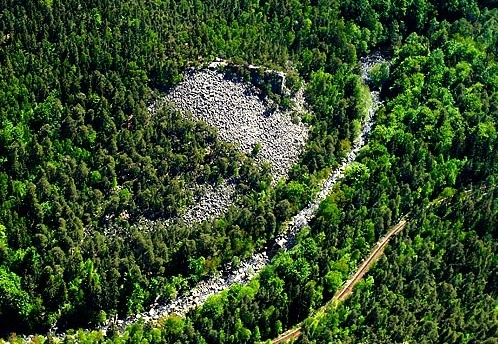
<box><xmin>271</xmin><ymin>217</ymin><xmax>408</xmax><ymax>343</ymax></box>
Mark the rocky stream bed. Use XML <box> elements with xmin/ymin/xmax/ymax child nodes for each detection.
<box><xmin>36</xmin><ymin>53</ymin><xmax>386</xmax><ymax>340</ymax></box>
<box><xmin>93</xmin><ymin>53</ymin><xmax>387</xmax><ymax>335</ymax></box>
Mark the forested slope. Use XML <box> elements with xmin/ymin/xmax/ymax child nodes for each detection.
<box><xmin>298</xmin><ymin>188</ymin><xmax>498</xmax><ymax>343</ymax></box>
<box><xmin>1</xmin><ymin>0</ymin><xmax>497</xmax><ymax>342</ymax></box>
<box><xmin>298</xmin><ymin>5</ymin><xmax>498</xmax><ymax>344</ymax></box>
<box><xmin>0</xmin><ymin>0</ymin><xmax>374</xmax><ymax>335</ymax></box>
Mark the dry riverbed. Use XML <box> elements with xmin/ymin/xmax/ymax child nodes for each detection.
<box><xmin>33</xmin><ymin>54</ymin><xmax>385</xmax><ymax>340</ymax></box>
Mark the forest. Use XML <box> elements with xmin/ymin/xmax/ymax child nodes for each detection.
<box><xmin>0</xmin><ymin>0</ymin><xmax>497</xmax><ymax>343</ymax></box>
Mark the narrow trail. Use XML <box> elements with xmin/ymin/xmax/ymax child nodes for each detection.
<box><xmin>333</xmin><ymin>218</ymin><xmax>407</xmax><ymax>303</ymax></box>
<box><xmin>270</xmin><ymin>184</ymin><xmax>498</xmax><ymax>343</ymax></box>
<box><xmin>272</xmin><ymin>329</ymin><xmax>302</xmax><ymax>344</ymax></box>
<box><xmin>271</xmin><ymin>217</ymin><xmax>408</xmax><ymax>344</ymax></box>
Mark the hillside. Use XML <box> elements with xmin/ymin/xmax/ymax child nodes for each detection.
<box><xmin>1</xmin><ymin>0</ymin><xmax>497</xmax><ymax>343</ymax></box>
<box><xmin>0</xmin><ymin>0</ymin><xmax>368</xmax><ymax>335</ymax></box>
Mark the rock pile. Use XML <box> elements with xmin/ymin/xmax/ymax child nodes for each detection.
<box><xmin>145</xmin><ymin>65</ymin><xmax>309</xmax><ymax>228</ymax></box>
<box><xmin>106</xmin><ymin>64</ymin><xmax>309</xmax><ymax>236</ymax></box>
<box><xmin>179</xmin><ymin>181</ymin><xmax>236</xmax><ymax>227</ymax></box>
<box><xmin>151</xmin><ymin>181</ymin><xmax>237</xmax><ymax>229</ymax></box>
<box><xmin>154</xmin><ymin>68</ymin><xmax>309</xmax><ymax>183</ymax></box>
<box><xmin>45</xmin><ymin>54</ymin><xmax>385</xmax><ymax>340</ymax></box>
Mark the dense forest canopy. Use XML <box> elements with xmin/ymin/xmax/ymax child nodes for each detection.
<box><xmin>0</xmin><ymin>0</ymin><xmax>497</xmax><ymax>342</ymax></box>
<box><xmin>0</xmin><ymin>0</ymin><xmax>372</xmax><ymax>333</ymax></box>
<box><xmin>296</xmin><ymin>9</ymin><xmax>498</xmax><ymax>341</ymax></box>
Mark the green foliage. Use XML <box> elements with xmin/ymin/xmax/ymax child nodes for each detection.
<box><xmin>1</xmin><ymin>0</ymin><xmax>498</xmax><ymax>341</ymax></box>
<box><xmin>0</xmin><ymin>0</ymin><xmax>370</xmax><ymax>334</ymax></box>
<box><xmin>297</xmin><ymin>6</ymin><xmax>498</xmax><ymax>344</ymax></box>
<box><xmin>0</xmin><ymin>267</ymin><xmax>33</xmax><ymax>323</ymax></box>
<box><xmin>368</xmin><ymin>62</ymin><xmax>390</xmax><ymax>89</ymax></box>
<box><xmin>300</xmin><ymin>188</ymin><xmax>498</xmax><ymax>343</ymax></box>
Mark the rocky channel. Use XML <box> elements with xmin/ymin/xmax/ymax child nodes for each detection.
<box><xmin>38</xmin><ymin>54</ymin><xmax>385</xmax><ymax>340</ymax></box>
<box><xmin>93</xmin><ymin>54</ymin><xmax>387</xmax><ymax>335</ymax></box>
